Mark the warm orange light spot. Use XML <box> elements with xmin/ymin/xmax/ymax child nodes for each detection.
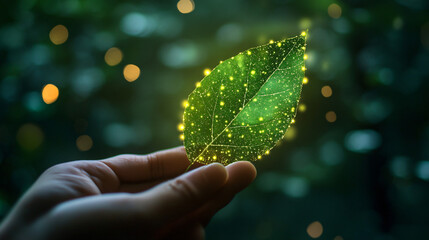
<box><xmin>76</xmin><ymin>135</ymin><xmax>93</xmax><ymax>151</ymax></box>
<box><xmin>321</xmin><ymin>85</ymin><xmax>332</xmax><ymax>97</ymax></box>
<box><xmin>123</xmin><ymin>64</ymin><xmax>140</xmax><ymax>82</ymax></box>
<box><xmin>307</xmin><ymin>221</ymin><xmax>323</xmax><ymax>238</ymax></box>
<box><xmin>326</xmin><ymin>111</ymin><xmax>337</xmax><ymax>123</ymax></box>
<box><xmin>105</xmin><ymin>47</ymin><xmax>123</xmax><ymax>66</ymax></box>
<box><xmin>177</xmin><ymin>0</ymin><xmax>195</xmax><ymax>14</ymax></box>
<box><xmin>49</xmin><ymin>25</ymin><xmax>69</xmax><ymax>45</ymax></box>
<box><xmin>42</xmin><ymin>84</ymin><xmax>59</xmax><ymax>104</ymax></box>
<box><xmin>328</xmin><ymin>3</ymin><xmax>342</xmax><ymax>19</ymax></box>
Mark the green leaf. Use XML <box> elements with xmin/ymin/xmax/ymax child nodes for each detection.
<box><xmin>183</xmin><ymin>32</ymin><xmax>307</xmax><ymax>165</ymax></box>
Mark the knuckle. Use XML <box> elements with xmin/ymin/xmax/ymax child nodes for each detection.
<box><xmin>168</xmin><ymin>178</ymin><xmax>199</xmax><ymax>201</ymax></box>
<box><xmin>145</xmin><ymin>153</ymin><xmax>163</xmax><ymax>179</ymax></box>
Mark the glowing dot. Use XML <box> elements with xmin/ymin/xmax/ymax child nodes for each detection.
<box><xmin>326</xmin><ymin>111</ymin><xmax>337</xmax><ymax>123</ymax></box>
<box><xmin>301</xmin><ymin>31</ymin><xmax>307</xmax><ymax>37</ymax></box>
<box><xmin>76</xmin><ymin>135</ymin><xmax>93</xmax><ymax>152</ymax></box>
<box><xmin>307</xmin><ymin>221</ymin><xmax>323</xmax><ymax>238</ymax></box>
<box><xmin>196</xmin><ymin>82</ymin><xmax>201</xmax><ymax>87</ymax></box>
<box><xmin>277</xmin><ymin>42</ymin><xmax>282</xmax><ymax>47</ymax></box>
<box><xmin>291</xmin><ymin>107</ymin><xmax>295</xmax><ymax>112</ymax></box>
<box><xmin>247</xmin><ymin>51</ymin><xmax>252</xmax><ymax>55</ymax></box>
<box><xmin>220</xmin><ymin>101</ymin><xmax>225</xmax><ymax>106</ymax></box>
<box><xmin>177</xmin><ymin>0</ymin><xmax>195</xmax><ymax>14</ymax></box>
<box><xmin>253</xmin><ymin>98</ymin><xmax>257</xmax><ymax>102</ymax></box>
<box><xmin>182</xmin><ymin>100</ymin><xmax>189</xmax><ymax>108</ymax></box>
<box><xmin>251</xmin><ymin>70</ymin><xmax>256</xmax><ymax>75</ymax></box>
<box><xmin>207</xmin><ymin>92</ymin><xmax>211</xmax><ymax>96</ymax></box>
<box><xmin>42</xmin><ymin>84</ymin><xmax>59</xmax><ymax>104</ymax></box>
<box><xmin>190</xmin><ymin>106</ymin><xmax>195</xmax><ymax>110</ymax></box>
<box><xmin>328</xmin><ymin>3</ymin><xmax>342</xmax><ymax>19</ymax></box>
<box><xmin>259</xmin><ymin>117</ymin><xmax>263</xmax><ymax>121</ymax></box>
<box><xmin>213</xmin><ymin>155</ymin><xmax>217</xmax><ymax>160</ymax></box>
<box><xmin>291</xmin><ymin>119</ymin><xmax>296</xmax><ymax>124</ymax></box>
<box><xmin>104</xmin><ymin>47</ymin><xmax>123</xmax><ymax>66</ymax></box>
<box><xmin>229</xmin><ymin>76</ymin><xmax>234</xmax><ymax>80</ymax></box>
<box><xmin>228</xmin><ymin>133</ymin><xmax>232</xmax><ymax>138</ymax></box>
<box><xmin>321</xmin><ymin>85</ymin><xmax>332</xmax><ymax>97</ymax></box>
<box><xmin>299</xmin><ymin>104</ymin><xmax>307</xmax><ymax>112</ymax></box>
<box><xmin>204</xmin><ymin>68</ymin><xmax>211</xmax><ymax>76</ymax></box>
<box><xmin>303</xmin><ymin>77</ymin><xmax>309</xmax><ymax>84</ymax></box>
<box><xmin>257</xmin><ymin>155</ymin><xmax>262</xmax><ymax>159</ymax></box>
<box><xmin>199</xmin><ymin>156</ymin><xmax>203</xmax><ymax>160</ymax></box>
<box><xmin>304</xmin><ymin>54</ymin><xmax>308</xmax><ymax>60</ymax></box>
<box><xmin>123</xmin><ymin>64</ymin><xmax>140</xmax><ymax>82</ymax></box>
<box><xmin>220</xmin><ymin>85</ymin><xmax>225</xmax><ymax>90</ymax></box>
<box><xmin>180</xmin><ymin>134</ymin><xmax>185</xmax><ymax>140</ymax></box>
<box><xmin>265</xmin><ymin>150</ymin><xmax>270</xmax><ymax>155</ymax></box>
<box><xmin>302</xmin><ymin>66</ymin><xmax>307</xmax><ymax>71</ymax></box>
<box><xmin>178</xmin><ymin>123</ymin><xmax>185</xmax><ymax>131</ymax></box>
<box><xmin>49</xmin><ymin>25</ymin><xmax>68</xmax><ymax>45</ymax></box>
<box><xmin>269</xmin><ymin>40</ymin><xmax>274</xmax><ymax>44</ymax></box>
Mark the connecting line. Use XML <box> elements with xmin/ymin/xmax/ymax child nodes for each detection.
<box><xmin>258</xmin><ymin>90</ymin><xmax>288</xmax><ymax>97</ymax></box>
<box><xmin>191</xmin><ymin>41</ymin><xmax>299</xmax><ymax>163</ymax></box>
<box><xmin>210</xmin><ymin>143</ymin><xmax>266</xmax><ymax>148</ymax></box>
<box><xmin>210</xmin><ymin>93</ymin><xmax>219</xmax><ymax>141</ymax></box>
<box><xmin>229</xmin><ymin>117</ymin><xmax>280</xmax><ymax>129</ymax></box>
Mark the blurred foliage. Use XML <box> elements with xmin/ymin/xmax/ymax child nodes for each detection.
<box><xmin>1</xmin><ymin>0</ymin><xmax>429</xmax><ymax>239</ymax></box>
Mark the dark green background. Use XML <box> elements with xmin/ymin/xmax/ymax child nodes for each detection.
<box><xmin>1</xmin><ymin>0</ymin><xmax>429</xmax><ymax>239</ymax></box>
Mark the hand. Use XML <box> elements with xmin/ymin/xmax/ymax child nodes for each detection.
<box><xmin>0</xmin><ymin>147</ymin><xmax>256</xmax><ymax>240</ymax></box>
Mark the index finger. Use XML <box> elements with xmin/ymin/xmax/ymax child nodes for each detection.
<box><xmin>101</xmin><ymin>146</ymin><xmax>202</xmax><ymax>183</ymax></box>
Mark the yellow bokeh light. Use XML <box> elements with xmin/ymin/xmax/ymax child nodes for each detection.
<box><xmin>182</xmin><ymin>100</ymin><xmax>189</xmax><ymax>108</ymax></box>
<box><xmin>307</xmin><ymin>221</ymin><xmax>323</xmax><ymax>238</ymax></box>
<box><xmin>284</xmin><ymin>126</ymin><xmax>296</xmax><ymax>140</ymax></box>
<box><xmin>299</xmin><ymin>104</ymin><xmax>307</xmax><ymax>112</ymax></box>
<box><xmin>303</xmin><ymin>77</ymin><xmax>309</xmax><ymax>84</ymax></box>
<box><xmin>123</xmin><ymin>64</ymin><xmax>140</xmax><ymax>82</ymax></box>
<box><xmin>49</xmin><ymin>25</ymin><xmax>68</xmax><ymax>45</ymax></box>
<box><xmin>321</xmin><ymin>85</ymin><xmax>333</xmax><ymax>97</ymax></box>
<box><xmin>196</xmin><ymin>82</ymin><xmax>201</xmax><ymax>87</ymax></box>
<box><xmin>177</xmin><ymin>0</ymin><xmax>195</xmax><ymax>14</ymax></box>
<box><xmin>304</xmin><ymin>54</ymin><xmax>308</xmax><ymax>60</ymax></box>
<box><xmin>180</xmin><ymin>134</ymin><xmax>185</xmax><ymax>140</ymax></box>
<box><xmin>301</xmin><ymin>31</ymin><xmax>307</xmax><ymax>36</ymax></box>
<box><xmin>204</xmin><ymin>68</ymin><xmax>211</xmax><ymax>76</ymax></box>
<box><xmin>104</xmin><ymin>47</ymin><xmax>123</xmax><ymax>66</ymax></box>
<box><xmin>328</xmin><ymin>3</ymin><xmax>342</xmax><ymax>19</ymax></box>
<box><xmin>178</xmin><ymin>123</ymin><xmax>185</xmax><ymax>131</ymax></box>
<box><xmin>17</xmin><ymin>124</ymin><xmax>44</xmax><ymax>151</ymax></box>
<box><xmin>42</xmin><ymin>84</ymin><xmax>59</xmax><ymax>104</ymax></box>
<box><xmin>326</xmin><ymin>111</ymin><xmax>337</xmax><ymax>123</ymax></box>
<box><xmin>76</xmin><ymin>135</ymin><xmax>93</xmax><ymax>152</ymax></box>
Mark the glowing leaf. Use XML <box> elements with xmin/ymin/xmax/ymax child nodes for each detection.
<box><xmin>183</xmin><ymin>33</ymin><xmax>307</xmax><ymax>165</ymax></box>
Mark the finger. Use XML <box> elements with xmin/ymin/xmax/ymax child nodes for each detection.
<box><xmin>118</xmin><ymin>181</ymin><xmax>164</xmax><ymax>193</ymax></box>
<box><xmin>192</xmin><ymin>161</ymin><xmax>256</xmax><ymax>226</ymax></box>
<box><xmin>45</xmin><ymin>163</ymin><xmax>228</xmax><ymax>237</ymax></box>
<box><xmin>101</xmin><ymin>146</ymin><xmax>196</xmax><ymax>182</ymax></box>
<box><xmin>136</xmin><ymin>163</ymin><xmax>228</xmax><ymax>227</ymax></box>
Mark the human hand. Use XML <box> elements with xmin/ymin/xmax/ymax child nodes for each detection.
<box><xmin>0</xmin><ymin>147</ymin><xmax>256</xmax><ymax>240</ymax></box>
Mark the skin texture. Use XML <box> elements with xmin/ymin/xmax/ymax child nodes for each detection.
<box><xmin>0</xmin><ymin>147</ymin><xmax>256</xmax><ymax>240</ymax></box>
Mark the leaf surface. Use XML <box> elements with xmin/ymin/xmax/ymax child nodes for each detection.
<box><xmin>183</xmin><ymin>33</ymin><xmax>307</xmax><ymax>165</ymax></box>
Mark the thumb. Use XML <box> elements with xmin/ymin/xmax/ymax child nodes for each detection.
<box><xmin>138</xmin><ymin>162</ymin><xmax>228</xmax><ymax>227</ymax></box>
